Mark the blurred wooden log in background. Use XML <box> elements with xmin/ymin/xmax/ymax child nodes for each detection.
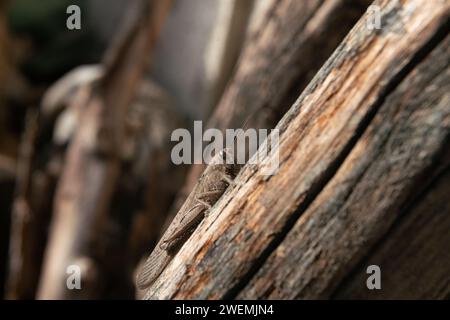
<box><xmin>144</xmin><ymin>0</ymin><xmax>450</xmax><ymax>299</ymax></box>
<box><xmin>34</xmin><ymin>0</ymin><xmax>172</xmax><ymax>299</ymax></box>
<box><xmin>0</xmin><ymin>0</ymin><xmax>28</xmax><ymax>299</ymax></box>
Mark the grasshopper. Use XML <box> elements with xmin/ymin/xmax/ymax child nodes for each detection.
<box><xmin>136</xmin><ymin>148</ymin><xmax>238</xmax><ymax>290</ymax></box>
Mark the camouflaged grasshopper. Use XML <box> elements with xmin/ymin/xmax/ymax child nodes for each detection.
<box><xmin>136</xmin><ymin>148</ymin><xmax>238</xmax><ymax>290</ymax></box>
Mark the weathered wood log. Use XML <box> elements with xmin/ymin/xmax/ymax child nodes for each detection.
<box><xmin>143</xmin><ymin>0</ymin><xmax>450</xmax><ymax>299</ymax></box>
<box><xmin>4</xmin><ymin>64</ymin><xmax>103</xmax><ymax>300</ymax></box>
<box><xmin>167</xmin><ymin>0</ymin><xmax>372</xmax><ymax>228</ymax></box>
<box><xmin>333</xmin><ymin>166</ymin><xmax>450</xmax><ymax>299</ymax></box>
<box><xmin>5</xmin><ymin>111</ymin><xmax>53</xmax><ymax>300</ymax></box>
<box><xmin>239</xmin><ymin>31</ymin><xmax>450</xmax><ymax>300</ymax></box>
<box><xmin>37</xmin><ymin>0</ymin><xmax>171</xmax><ymax>299</ymax></box>
<box><xmin>1</xmin><ymin>1</ymin><xmax>60</xmax><ymax>293</ymax></box>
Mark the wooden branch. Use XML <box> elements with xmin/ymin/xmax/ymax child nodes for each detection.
<box><xmin>37</xmin><ymin>0</ymin><xmax>171</xmax><ymax>299</ymax></box>
<box><xmin>238</xmin><ymin>31</ymin><xmax>450</xmax><ymax>300</ymax></box>
<box><xmin>5</xmin><ymin>111</ymin><xmax>41</xmax><ymax>299</ymax></box>
<box><xmin>167</xmin><ymin>0</ymin><xmax>372</xmax><ymax>222</ymax></box>
<box><xmin>143</xmin><ymin>0</ymin><xmax>450</xmax><ymax>299</ymax></box>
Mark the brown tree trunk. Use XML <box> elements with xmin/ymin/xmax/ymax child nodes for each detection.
<box><xmin>143</xmin><ymin>0</ymin><xmax>450</xmax><ymax>299</ymax></box>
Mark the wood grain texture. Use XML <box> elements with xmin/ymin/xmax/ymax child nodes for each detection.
<box><xmin>239</xmin><ymin>31</ymin><xmax>450</xmax><ymax>300</ymax></box>
<box><xmin>37</xmin><ymin>0</ymin><xmax>171</xmax><ymax>299</ymax></box>
<box><xmin>143</xmin><ymin>0</ymin><xmax>450</xmax><ymax>299</ymax></box>
<box><xmin>333</xmin><ymin>166</ymin><xmax>450</xmax><ymax>299</ymax></box>
<box><xmin>167</xmin><ymin>0</ymin><xmax>372</xmax><ymax>233</ymax></box>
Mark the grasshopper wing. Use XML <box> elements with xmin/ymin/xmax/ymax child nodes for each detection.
<box><xmin>136</xmin><ymin>246</ymin><xmax>172</xmax><ymax>290</ymax></box>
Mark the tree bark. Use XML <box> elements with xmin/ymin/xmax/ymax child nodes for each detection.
<box><xmin>167</xmin><ymin>0</ymin><xmax>372</xmax><ymax>228</ymax></box>
<box><xmin>143</xmin><ymin>0</ymin><xmax>450</xmax><ymax>299</ymax></box>
<box><xmin>333</xmin><ymin>166</ymin><xmax>450</xmax><ymax>299</ymax></box>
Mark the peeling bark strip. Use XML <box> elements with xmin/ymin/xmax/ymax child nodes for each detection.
<box><xmin>143</xmin><ymin>0</ymin><xmax>450</xmax><ymax>299</ymax></box>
